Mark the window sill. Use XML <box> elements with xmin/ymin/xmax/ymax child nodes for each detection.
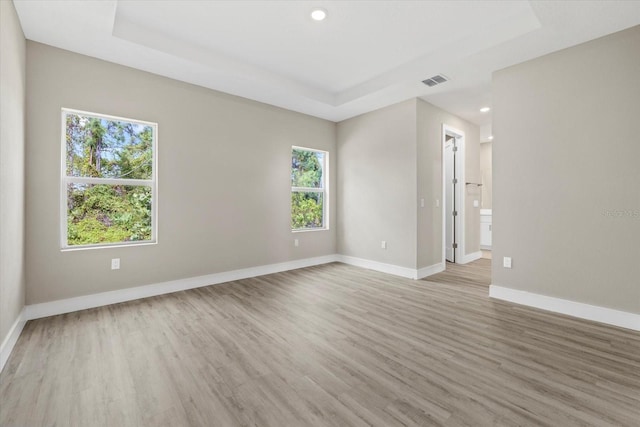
<box><xmin>292</xmin><ymin>228</ymin><xmax>329</xmax><ymax>233</ymax></box>
<box><xmin>61</xmin><ymin>241</ymin><xmax>157</xmax><ymax>252</ymax></box>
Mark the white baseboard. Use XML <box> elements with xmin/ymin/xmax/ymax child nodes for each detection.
<box><xmin>336</xmin><ymin>255</ymin><xmax>418</xmax><ymax>279</ymax></box>
<box><xmin>416</xmin><ymin>262</ymin><xmax>445</xmax><ymax>279</ymax></box>
<box><xmin>459</xmin><ymin>251</ymin><xmax>482</xmax><ymax>264</ymax></box>
<box><xmin>490</xmin><ymin>285</ymin><xmax>640</xmax><ymax>331</ymax></box>
<box><xmin>336</xmin><ymin>256</ymin><xmax>444</xmax><ymax>280</ymax></box>
<box><xmin>24</xmin><ymin>253</ymin><xmax>430</xmax><ymax>321</ymax></box>
<box><xmin>3</xmin><ymin>253</ymin><xmax>476</xmax><ymax>373</ymax></box>
<box><xmin>0</xmin><ymin>308</ymin><xmax>26</xmax><ymax>372</ymax></box>
<box><xmin>25</xmin><ymin>254</ymin><xmax>339</xmax><ymax>321</ymax></box>
<box><xmin>480</xmin><ymin>245</ymin><xmax>492</xmax><ymax>250</ymax></box>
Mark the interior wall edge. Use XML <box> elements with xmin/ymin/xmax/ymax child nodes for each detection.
<box><xmin>0</xmin><ymin>0</ymin><xmax>27</xmax><ymax>358</ymax></box>
<box><xmin>458</xmin><ymin>251</ymin><xmax>483</xmax><ymax>265</ymax></box>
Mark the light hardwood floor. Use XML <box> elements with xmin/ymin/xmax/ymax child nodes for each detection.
<box><xmin>1</xmin><ymin>262</ymin><xmax>639</xmax><ymax>426</ymax></box>
<box><xmin>423</xmin><ymin>257</ymin><xmax>491</xmax><ymax>288</ymax></box>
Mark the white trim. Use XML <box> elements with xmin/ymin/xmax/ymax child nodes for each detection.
<box><xmin>292</xmin><ymin>228</ymin><xmax>329</xmax><ymax>233</ymax></box>
<box><xmin>458</xmin><ymin>251</ymin><xmax>482</xmax><ymax>264</ymax></box>
<box><xmin>441</xmin><ymin>124</ymin><xmax>466</xmax><ymax>265</ymax></box>
<box><xmin>61</xmin><ymin>241</ymin><xmax>158</xmax><ymax>252</ymax></box>
<box><xmin>490</xmin><ymin>285</ymin><xmax>640</xmax><ymax>331</ymax></box>
<box><xmin>0</xmin><ymin>308</ymin><xmax>26</xmax><ymax>373</ymax></box>
<box><xmin>3</xmin><ymin>254</ymin><xmax>475</xmax><ymax>373</ymax></box>
<box><xmin>416</xmin><ymin>262</ymin><xmax>446</xmax><ymax>279</ymax></box>
<box><xmin>480</xmin><ymin>245</ymin><xmax>492</xmax><ymax>250</ymax></box>
<box><xmin>336</xmin><ymin>255</ymin><xmax>418</xmax><ymax>279</ymax></box>
<box><xmin>21</xmin><ymin>254</ymin><xmax>443</xmax><ymax>321</ymax></box>
<box><xmin>25</xmin><ymin>255</ymin><xmax>338</xmax><ymax>320</ymax></box>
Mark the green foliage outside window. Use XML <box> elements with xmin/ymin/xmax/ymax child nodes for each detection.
<box><xmin>291</xmin><ymin>192</ymin><xmax>324</xmax><ymax>229</ymax></box>
<box><xmin>291</xmin><ymin>148</ymin><xmax>325</xmax><ymax>229</ymax></box>
<box><xmin>64</xmin><ymin>112</ymin><xmax>154</xmax><ymax>246</ymax></box>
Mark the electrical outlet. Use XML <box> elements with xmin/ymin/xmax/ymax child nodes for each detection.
<box><xmin>294</xmin><ymin>239</ymin><xmax>299</xmax><ymax>247</ymax></box>
<box><xmin>420</xmin><ymin>198</ymin><xmax>425</xmax><ymax>208</ymax></box>
<box><xmin>381</xmin><ymin>241</ymin><xmax>387</xmax><ymax>249</ymax></box>
<box><xmin>436</xmin><ymin>199</ymin><xmax>440</xmax><ymax>208</ymax></box>
<box><xmin>111</xmin><ymin>258</ymin><xmax>120</xmax><ymax>270</ymax></box>
<box><xmin>503</xmin><ymin>257</ymin><xmax>512</xmax><ymax>269</ymax></box>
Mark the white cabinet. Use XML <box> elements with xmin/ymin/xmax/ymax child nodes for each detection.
<box><xmin>480</xmin><ymin>209</ymin><xmax>492</xmax><ymax>249</ymax></box>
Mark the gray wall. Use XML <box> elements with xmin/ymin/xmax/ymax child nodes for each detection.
<box><xmin>26</xmin><ymin>42</ymin><xmax>336</xmax><ymax>304</ymax></box>
<box><xmin>336</xmin><ymin>99</ymin><xmax>418</xmax><ymax>268</ymax></box>
<box><xmin>0</xmin><ymin>0</ymin><xmax>26</xmax><ymax>343</ymax></box>
<box><xmin>336</xmin><ymin>98</ymin><xmax>480</xmax><ymax>271</ymax></box>
<box><xmin>492</xmin><ymin>25</ymin><xmax>640</xmax><ymax>314</ymax></box>
<box><xmin>417</xmin><ymin>99</ymin><xmax>481</xmax><ymax>269</ymax></box>
<box><xmin>480</xmin><ymin>142</ymin><xmax>492</xmax><ymax>209</ymax></box>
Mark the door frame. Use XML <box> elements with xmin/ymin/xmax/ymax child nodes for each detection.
<box><xmin>442</xmin><ymin>124</ymin><xmax>466</xmax><ymax>265</ymax></box>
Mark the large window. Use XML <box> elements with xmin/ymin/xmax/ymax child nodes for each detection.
<box><xmin>61</xmin><ymin>109</ymin><xmax>157</xmax><ymax>249</ymax></box>
<box><xmin>291</xmin><ymin>147</ymin><xmax>327</xmax><ymax>230</ymax></box>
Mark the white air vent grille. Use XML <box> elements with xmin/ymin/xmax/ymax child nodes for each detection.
<box><xmin>422</xmin><ymin>74</ymin><xmax>448</xmax><ymax>87</ymax></box>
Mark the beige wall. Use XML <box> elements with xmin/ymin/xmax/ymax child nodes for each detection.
<box><xmin>336</xmin><ymin>99</ymin><xmax>418</xmax><ymax>268</ymax></box>
<box><xmin>492</xmin><ymin>25</ymin><xmax>640</xmax><ymax>314</ymax></box>
<box><xmin>417</xmin><ymin>99</ymin><xmax>481</xmax><ymax>269</ymax></box>
<box><xmin>480</xmin><ymin>142</ymin><xmax>492</xmax><ymax>209</ymax></box>
<box><xmin>0</xmin><ymin>0</ymin><xmax>27</xmax><ymax>343</ymax></box>
<box><xmin>25</xmin><ymin>42</ymin><xmax>336</xmax><ymax>304</ymax></box>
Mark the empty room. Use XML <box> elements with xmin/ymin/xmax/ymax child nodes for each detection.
<box><xmin>1</xmin><ymin>1</ymin><xmax>639</xmax><ymax>426</ymax></box>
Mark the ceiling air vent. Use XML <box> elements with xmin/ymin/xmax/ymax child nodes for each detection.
<box><xmin>422</xmin><ymin>74</ymin><xmax>449</xmax><ymax>87</ymax></box>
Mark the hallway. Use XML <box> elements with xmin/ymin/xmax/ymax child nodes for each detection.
<box><xmin>423</xmin><ymin>251</ymin><xmax>491</xmax><ymax>288</ymax></box>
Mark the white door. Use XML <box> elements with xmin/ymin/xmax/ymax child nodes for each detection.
<box><xmin>445</xmin><ymin>139</ymin><xmax>456</xmax><ymax>262</ymax></box>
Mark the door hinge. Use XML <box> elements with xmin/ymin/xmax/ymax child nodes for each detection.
<box><xmin>453</xmin><ymin>243</ymin><xmax>458</xmax><ymax>249</ymax></box>
<box><xmin>452</xmin><ymin>210</ymin><xmax>458</xmax><ymax>216</ymax></box>
<box><xmin>452</xmin><ymin>146</ymin><xmax>458</xmax><ymax>152</ymax></box>
<box><xmin>452</xmin><ymin>178</ymin><xmax>458</xmax><ymax>184</ymax></box>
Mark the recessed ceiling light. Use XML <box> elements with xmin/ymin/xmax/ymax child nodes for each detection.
<box><xmin>311</xmin><ymin>8</ymin><xmax>327</xmax><ymax>21</ymax></box>
<box><xmin>480</xmin><ymin>107</ymin><xmax>491</xmax><ymax>113</ymax></box>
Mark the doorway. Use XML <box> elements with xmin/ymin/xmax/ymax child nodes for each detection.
<box><xmin>442</xmin><ymin>125</ymin><xmax>465</xmax><ymax>266</ymax></box>
<box><xmin>444</xmin><ymin>135</ymin><xmax>456</xmax><ymax>262</ymax></box>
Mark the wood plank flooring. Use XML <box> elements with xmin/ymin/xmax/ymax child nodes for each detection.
<box><xmin>1</xmin><ymin>262</ymin><xmax>639</xmax><ymax>426</ymax></box>
<box><xmin>423</xmin><ymin>256</ymin><xmax>491</xmax><ymax>288</ymax></box>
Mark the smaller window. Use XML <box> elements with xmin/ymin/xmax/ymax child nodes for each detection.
<box><xmin>61</xmin><ymin>109</ymin><xmax>157</xmax><ymax>249</ymax></box>
<box><xmin>291</xmin><ymin>147</ymin><xmax>328</xmax><ymax>231</ymax></box>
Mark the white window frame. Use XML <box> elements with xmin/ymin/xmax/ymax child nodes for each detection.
<box><xmin>291</xmin><ymin>146</ymin><xmax>329</xmax><ymax>232</ymax></box>
<box><xmin>60</xmin><ymin>108</ymin><xmax>158</xmax><ymax>250</ymax></box>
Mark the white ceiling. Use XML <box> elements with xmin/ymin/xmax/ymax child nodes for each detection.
<box><xmin>13</xmin><ymin>1</ymin><xmax>640</xmax><ymax>126</ymax></box>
